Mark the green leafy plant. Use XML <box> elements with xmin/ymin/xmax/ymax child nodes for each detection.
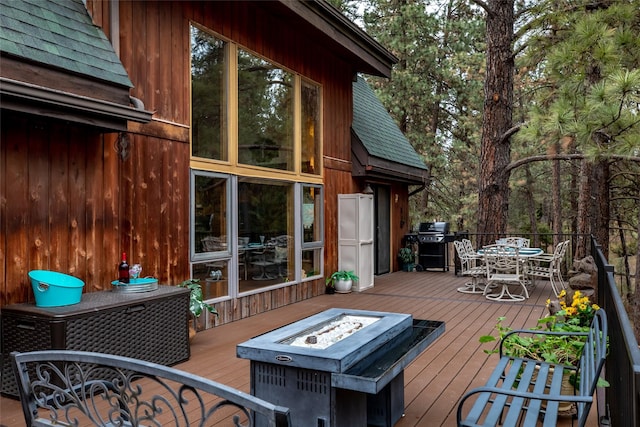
<box><xmin>480</xmin><ymin>290</ymin><xmax>609</xmax><ymax>388</ymax></box>
<box><xmin>398</xmin><ymin>247</ymin><xmax>414</xmax><ymax>264</ymax></box>
<box><xmin>325</xmin><ymin>270</ymin><xmax>359</xmax><ymax>287</ymax></box>
<box><xmin>179</xmin><ymin>279</ymin><xmax>218</xmax><ymax>319</ymax></box>
<box><xmin>479</xmin><ymin>316</ymin><xmax>589</xmax><ymax>367</ymax></box>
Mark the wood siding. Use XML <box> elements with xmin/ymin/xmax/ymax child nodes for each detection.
<box><xmin>1</xmin><ymin>1</ymin><xmax>403</xmax><ymax>327</ymax></box>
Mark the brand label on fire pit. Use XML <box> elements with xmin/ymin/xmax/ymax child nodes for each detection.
<box><xmin>285</xmin><ymin>315</ymin><xmax>380</xmax><ymax>349</ymax></box>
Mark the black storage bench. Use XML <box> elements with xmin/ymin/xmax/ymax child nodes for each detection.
<box><xmin>1</xmin><ymin>285</ymin><xmax>190</xmax><ymax>398</ymax></box>
<box><xmin>457</xmin><ymin>309</ymin><xmax>607</xmax><ymax>427</ymax></box>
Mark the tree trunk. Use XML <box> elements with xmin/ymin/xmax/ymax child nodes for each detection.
<box><xmin>524</xmin><ymin>166</ymin><xmax>539</xmax><ymax>247</ymax></box>
<box><xmin>552</xmin><ymin>142</ymin><xmax>562</xmax><ymax>247</ymax></box>
<box><xmin>575</xmin><ymin>159</ymin><xmax>592</xmax><ymax>260</ymax></box>
<box><xmin>570</xmin><ymin>150</ymin><xmax>579</xmax><ymax>258</ymax></box>
<box><xmin>476</xmin><ymin>0</ymin><xmax>515</xmax><ymax>247</ymax></box>
<box><xmin>593</xmin><ymin>159</ymin><xmax>610</xmax><ymax>258</ymax></box>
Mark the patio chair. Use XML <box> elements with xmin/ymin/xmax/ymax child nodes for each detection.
<box><xmin>11</xmin><ymin>350</ymin><xmax>291</xmax><ymax>427</ymax></box>
<box><xmin>454</xmin><ymin>240</ymin><xmax>486</xmax><ymax>294</ymax></box>
<box><xmin>528</xmin><ymin>239</ymin><xmax>570</xmax><ymax>297</ymax></box>
<box><xmin>273</xmin><ymin>246</ymin><xmax>289</xmax><ymax>277</ymax></box>
<box><xmin>462</xmin><ymin>238</ymin><xmax>476</xmax><ymax>255</ymax></box>
<box><xmin>250</xmin><ymin>246</ymin><xmax>275</xmax><ymax>280</ymax></box>
<box><xmin>237</xmin><ymin>237</ymin><xmax>250</xmax><ymax>280</ymax></box>
<box><xmin>482</xmin><ymin>244</ymin><xmax>529</xmax><ymax>302</ymax></box>
<box><xmin>502</xmin><ymin>237</ymin><xmax>530</xmax><ymax>247</ymax></box>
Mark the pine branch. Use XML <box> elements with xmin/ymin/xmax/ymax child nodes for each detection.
<box><xmin>505</xmin><ymin>153</ymin><xmax>640</xmax><ymax>174</ymax></box>
<box><xmin>469</xmin><ymin>0</ymin><xmax>492</xmax><ymax>17</ymax></box>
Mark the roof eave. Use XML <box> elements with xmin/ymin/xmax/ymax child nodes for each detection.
<box><xmin>1</xmin><ymin>77</ymin><xmax>153</xmax><ymax>132</ymax></box>
<box><xmin>352</xmin><ymin>137</ymin><xmax>429</xmax><ymax>185</ymax></box>
<box><xmin>277</xmin><ymin>0</ymin><xmax>398</xmax><ymax>78</ymax></box>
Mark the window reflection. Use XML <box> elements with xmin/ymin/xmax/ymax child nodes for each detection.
<box><xmin>237</xmin><ymin>49</ymin><xmax>293</xmax><ymax>170</ymax></box>
<box><xmin>302</xmin><ymin>249</ymin><xmax>322</xmax><ymax>279</ymax></box>
<box><xmin>301</xmin><ymin>80</ymin><xmax>320</xmax><ymax>175</ymax></box>
<box><xmin>302</xmin><ymin>185</ymin><xmax>322</xmax><ymax>244</ymax></box>
<box><xmin>194</xmin><ymin>174</ymin><xmax>228</xmax><ymax>254</ymax></box>
<box><xmin>238</xmin><ymin>178</ymin><xmax>293</xmax><ymax>292</ymax></box>
<box><xmin>192</xmin><ymin>260</ymin><xmax>229</xmax><ymax>299</ymax></box>
<box><xmin>190</xmin><ymin>26</ymin><xmax>228</xmax><ymax>161</ymax></box>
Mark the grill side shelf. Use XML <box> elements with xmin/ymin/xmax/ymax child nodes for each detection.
<box><xmin>331</xmin><ymin>319</ymin><xmax>445</xmax><ymax>394</ymax></box>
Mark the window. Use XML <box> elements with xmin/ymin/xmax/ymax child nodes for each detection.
<box><xmin>302</xmin><ymin>185</ymin><xmax>323</xmax><ymax>280</ymax></box>
<box><xmin>190</xmin><ymin>27</ymin><xmax>228</xmax><ymax>161</ymax></box>
<box><xmin>191</xmin><ymin>172</ymin><xmax>230</xmax><ymax>299</ymax></box>
<box><xmin>190</xmin><ymin>23</ymin><xmax>324</xmax><ymax>297</ymax></box>
<box><xmin>238</xmin><ymin>178</ymin><xmax>293</xmax><ymax>289</ymax></box>
<box><xmin>238</xmin><ymin>50</ymin><xmax>294</xmax><ymax>171</ymax></box>
<box><xmin>302</xmin><ymin>185</ymin><xmax>323</xmax><ymax>244</ymax></box>
<box><xmin>301</xmin><ymin>80</ymin><xmax>321</xmax><ymax>175</ymax></box>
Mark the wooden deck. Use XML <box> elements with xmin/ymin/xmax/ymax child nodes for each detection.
<box><xmin>0</xmin><ymin>271</ymin><xmax>599</xmax><ymax>426</ymax></box>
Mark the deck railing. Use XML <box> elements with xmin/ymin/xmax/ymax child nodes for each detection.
<box><xmin>592</xmin><ymin>237</ymin><xmax>640</xmax><ymax>427</ymax></box>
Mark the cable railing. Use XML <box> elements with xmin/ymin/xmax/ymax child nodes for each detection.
<box><xmin>593</xmin><ymin>237</ymin><xmax>640</xmax><ymax>427</ymax></box>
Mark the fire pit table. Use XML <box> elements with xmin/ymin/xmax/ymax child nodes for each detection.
<box><xmin>237</xmin><ymin>308</ymin><xmax>445</xmax><ymax>427</ymax></box>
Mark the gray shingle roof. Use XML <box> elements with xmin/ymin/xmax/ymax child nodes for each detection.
<box><xmin>0</xmin><ymin>0</ymin><xmax>132</xmax><ymax>87</ymax></box>
<box><xmin>352</xmin><ymin>76</ymin><xmax>427</xmax><ymax>171</ymax></box>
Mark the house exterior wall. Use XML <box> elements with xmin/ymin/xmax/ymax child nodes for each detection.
<box><xmin>1</xmin><ymin>1</ymin><xmax>393</xmax><ymax>327</ymax></box>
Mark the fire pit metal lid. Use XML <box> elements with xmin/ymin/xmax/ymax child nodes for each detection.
<box><xmin>236</xmin><ymin>308</ymin><xmax>413</xmax><ymax>373</ymax></box>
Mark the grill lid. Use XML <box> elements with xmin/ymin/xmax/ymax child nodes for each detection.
<box><xmin>418</xmin><ymin>222</ymin><xmax>450</xmax><ymax>234</ymax></box>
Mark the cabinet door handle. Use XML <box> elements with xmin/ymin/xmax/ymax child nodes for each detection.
<box><xmin>127</xmin><ymin>304</ymin><xmax>146</xmax><ymax>313</ymax></box>
<box><xmin>17</xmin><ymin>321</ymin><xmax>36</xmax><ymax>330</ymax></box>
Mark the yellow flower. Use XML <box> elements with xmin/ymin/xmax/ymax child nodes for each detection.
<box><xmin>559</xmin><ymin>289</ymin><xmax>567</xmax><ymax>298</ymax></box>
<box><xmin>579</xmin><ymin>304</ymin><xmax>587</xmax><ymax>310</ymax></box>
<box><xmin>593</xmin><ymin>304</ymin><xmax>600</xmax><ymax>310</ymax></box>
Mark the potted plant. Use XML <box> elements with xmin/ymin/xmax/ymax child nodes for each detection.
<box><xmin>398</xmin><ymin>247</ymin><xmax>415</xmax><ymax>271</ymax></box>
<box><xmin>325</xmin><ymin>270</ymin><xmax>359</xmax><ymax>294</ymax></box>
<box><xmin>179</xmin><ymin>279</ymin><xmax>218</xmax><ymax>339</ymax></box>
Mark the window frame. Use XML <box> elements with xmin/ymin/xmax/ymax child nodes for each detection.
<box><xmin>189</xmin><ymin>21</ymin><xmax>325</xmax><ymax>296</ymax></box>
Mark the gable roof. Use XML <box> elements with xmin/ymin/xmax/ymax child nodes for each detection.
<box><xmin>0</xmin><ymin>0</ymin><xmax>132</xmax><ymax>88</ymax></box>
<box><xmin>0</xmin><ymin>0</ymin><xmax>151</xmax><ymax>130</ymax></box>
<box><xmin>351</xmin><ymin>76</ymin><xmax>429</xmax><ymax>184</ymax></box>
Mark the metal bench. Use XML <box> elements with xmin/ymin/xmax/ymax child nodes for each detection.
<box><xmin>11</xmin><ymin>350</ymin><xmax>291</xmax><ymax>427</ymax></box>
<box><xmin>457</xmin><ymin>309</ymin><xmax>607</xmax><ymax>427</ymax></box>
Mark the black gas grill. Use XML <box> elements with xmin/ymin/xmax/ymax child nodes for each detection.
<box><xmin>404</xmin><ymin>222</ymin><xmax>453</xmax><ymax>271</ymax></box>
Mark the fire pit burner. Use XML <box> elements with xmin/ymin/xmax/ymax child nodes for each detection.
<box><xmin>286</xmin><ymin>314</ymin><xmax>380</xmax><ymax>349</ymax></box>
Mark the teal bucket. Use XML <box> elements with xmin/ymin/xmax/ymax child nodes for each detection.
<box><xmin>29</xmin><ymin>270</ymin><xmax>85</xmax><ymax>307</ymax></box>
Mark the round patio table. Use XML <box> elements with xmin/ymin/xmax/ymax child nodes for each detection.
<box><xmin>477</xmin><ymin>246</ymin><xmax>543</xmax><ymax>301</ymax></box>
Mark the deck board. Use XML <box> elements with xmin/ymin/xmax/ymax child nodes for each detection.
<box><xmin>0</xmin><ymin>271</ymin><xmax>598</xmax><ymax>426</ymax></box>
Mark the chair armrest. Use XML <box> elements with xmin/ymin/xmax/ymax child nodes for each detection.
<box><xmin>460</xmin><ymin>384</ymin><xmax>593</xmax><ymax>405</ymax></box>
<box><xmin>457</xmin><ymin>385</ymin><xmax>593</xmax><ymax>426</ymax></box>
<box><xmin>530</xmin><ymin>254</ymin><xmax>554</xmax><ymax>262</ymax></box>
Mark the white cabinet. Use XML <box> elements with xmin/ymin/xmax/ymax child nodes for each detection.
<box><xmin>338</xmin><ymin>194</ymin><xmax>374</xmax><ymax>291</ymax></box>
